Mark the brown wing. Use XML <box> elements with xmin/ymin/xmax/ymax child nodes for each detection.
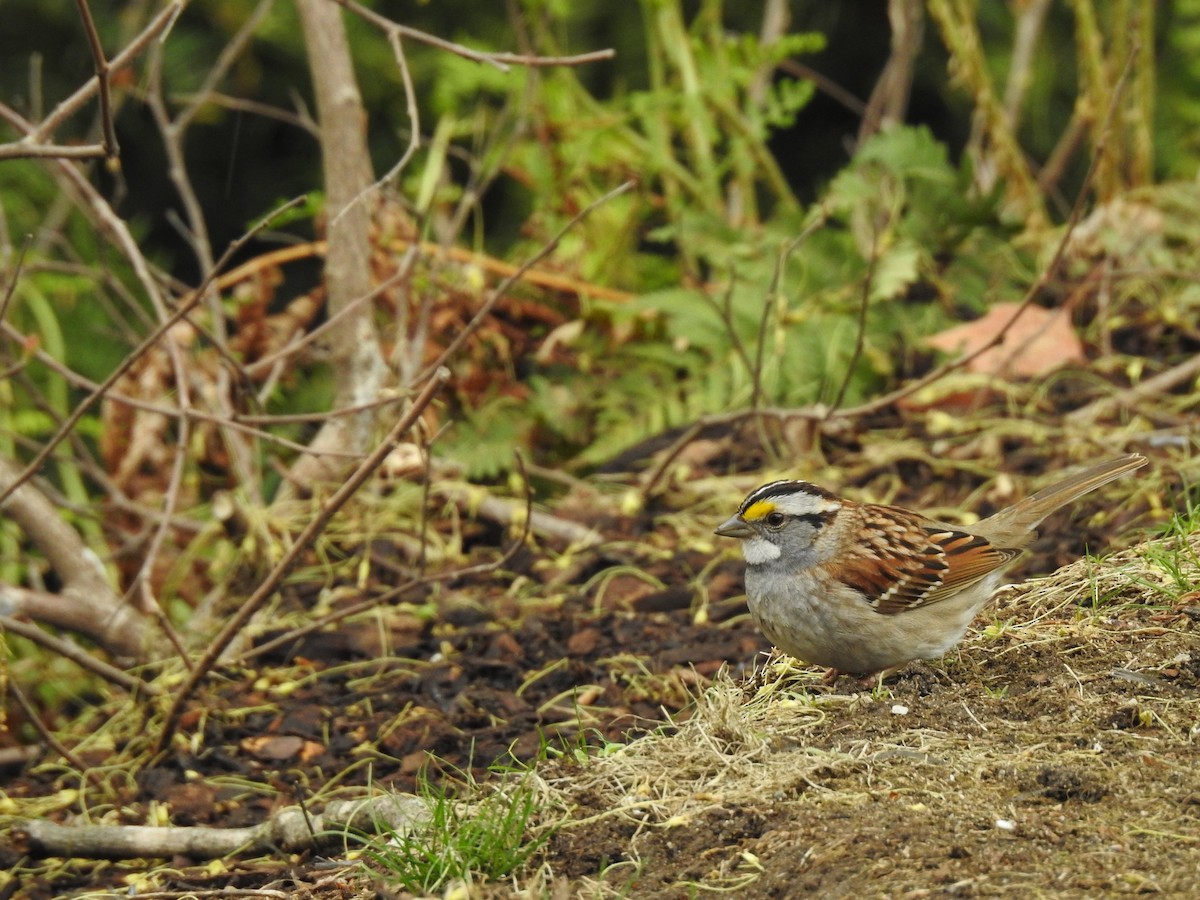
<box><xmin>827</xmin><ymin>505</ymin><xmax>1022</xmax><ymax>616</ymax></box>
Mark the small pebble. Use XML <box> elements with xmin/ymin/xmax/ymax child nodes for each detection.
<box><xmin>891</xmin><ymin>704</ymin><xmax>909</xmax><ymax>716</ymax></box>
<box><xmin>995</xmin><ymin>819</ymin><xmax>1016</xmax><ymax>831</ymax></box>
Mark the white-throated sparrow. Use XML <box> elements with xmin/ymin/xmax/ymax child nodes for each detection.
<box><xmin>715</xmin><ymin>453</ymin><xmax>1146</xmax><ymax>679</ymax></box>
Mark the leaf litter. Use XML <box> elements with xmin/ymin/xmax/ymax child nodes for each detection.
<box><xmin>5</xmin><ymin>433</ymin><xmax>1199</xmax><ymax>897</ymax></box>
<box><xmin>5</xmin><ymin>226</ymin><xmax>1200</xmax><ymax>895</ymax></box>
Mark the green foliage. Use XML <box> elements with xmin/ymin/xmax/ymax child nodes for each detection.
<box><xmin>2</xmin><ymin>0</ymin><xmax>1192</xmax><ymax>562</ymax></box>
<box><xmin>446</xmin><ymin>120</ymin><xmax>1019</xmax><ymax>473</ymax></box>
<box><xmin>445</xmin><ymin>119</ymin><xmax>1009</xmax><ymax>473</ymax></box>
<box><xmin>1159</xmin><ymin>1</ymin><xmax>1200</xmax><ymax>178</ymax></box>
<box><xmin>1134</xmin><ymin>489</ymin><xmax>1200</xmax><ymax>600</ymax></box>
<box><xmin>449</xmin><ymin>394</ymin><xmax>533</xmax><ymax>480</ymax></box>
<box><xmin>362</xmin><ymin>768</ymin><xmax>549</xmax><ymax>894</ymax></box>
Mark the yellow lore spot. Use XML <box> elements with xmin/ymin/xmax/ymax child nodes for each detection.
<box><xmin>742</xmin><ymin>500</ymin><xmax>776</xmax><ymax>522</ymax></box>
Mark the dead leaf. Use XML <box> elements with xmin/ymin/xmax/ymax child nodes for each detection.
<box><xmin>925</xmin><ymin>303</ymin><xmax>1085</xmax><ymax>378</ymax></box>
<box><xmin>240</xmin><ymin>735</ymin><xmax>305</xmax><ymax>761</ymax></box>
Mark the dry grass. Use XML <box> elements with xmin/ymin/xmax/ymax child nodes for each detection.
<box><xmin>531</xmin><ymin>527</ymin><xmax>1200</xmax><ymax>897</ymax></box>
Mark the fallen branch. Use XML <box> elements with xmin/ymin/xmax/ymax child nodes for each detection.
<box><xmin>0</xmin><ymin>455</ymin><xmax>145</xmax><ymax>660</ymax></box>
<box><xmin>1066</xmin><ymin>353</ymin><xmax>1200</xmax><ymax>424</ymax></box>
<box><xmin>436</xmin><ymin>484</ymin><xmax>601</xmax><ymax>548</ymax></box>
<box><xmin>10</xmin><ymin>793</ymin><xmax>427</xmax><ymax>861</ymax></box>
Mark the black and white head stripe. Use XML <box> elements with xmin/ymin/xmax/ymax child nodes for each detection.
<box><xmin>738</xmin><ymin>480</ymin><xmax>841</xmax><ymax>526</ymax></box>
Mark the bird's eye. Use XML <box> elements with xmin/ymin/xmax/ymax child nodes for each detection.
<box><xmin>765</xmin><ymin>512</ymin><xmax>787</xmax><ymax>529</ymax></box>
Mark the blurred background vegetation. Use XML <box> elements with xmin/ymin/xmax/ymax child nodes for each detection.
<box><xmin>0</xmin><ymin>0</ymin><xmax>1196</xmax><ymax>656</ymax></box>
<box><xmin>3</xmin><ymin>1</ymin><xmax>1194</xmax><ymax>481</ymax></box>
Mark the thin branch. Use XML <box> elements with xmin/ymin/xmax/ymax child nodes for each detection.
<box><xmin>418</xmin><ymin>180</ymin><xmax>636</xmax><ymax>382</ymax></box>
<box><xmin>1066</xmin><ymin>353</ymin><xmax>1200</xmax><ymax>425</ymax></box>
<box><xmin>699</xmin><ymin>275</ymin><xmax>755</xmax><ymax>387</ymax></box>
<box><xmin>0</xmin><ymin>142</ymin><xmax>109</xmax><ymax>161</ymax></box>
<box><xmin>20</xmin><ymin>3</ymin><xmax>182</xmax><ymax>145</ymax></box>
<box><xmin>122</xmin><ymin>399</ymin><xmax>194</xmax><ymax>668</ymax></box>
<box><xmin>0</xmin><ymin>196</ymin><xmax>307</xmax><ymax>508</ymax></box>
<box><xmin>0</xmin><ymin>615</ymin><xmax>158</xmax><ymax>695</ymax></box>
<box><xmin>243</xmin><ymin>267</ymin><xmax>406</xmax><ymax>379</ymax></box>
<box><xmin>0</xmin><ymin>236</ymin><xmax>30</xmax><ymax>325</ymax></box>
<box><xmin>178</xmin><ymin>0</ymin><xmax>275</xmax><ymax>134</ymax></box>
<box><xmin>639</xmin><ymin>420</ymin><xmax>706</xmax><ymax>501</ymax></box>
<box><xmin>777</xmin><ymin>59</ymin><xmax>866</xmax><ymax>117</ymax></box>
<box><xmin>828</xmin><ymin>220</ymin><xmax>880</xmax><ymax>414</ymax></box>
<box><xmin>172</xmin><ymin>91</ymin><xmax>319</xmax><ymax>136</ymax></box>
<box><xmin>8</xmin><ymin>680</ymin><xmax>95</xmax><ymax>778</ymax></box>
<box><xmin>753</xmin><ymin>210</ymin><xmax>828</xmax><ymax>411</ymax></box>
<box><xmin>156</xmin><ymin>367</ymin><xmax>452</xmax><ymax>753</ymax></box>
<box><xmin>73</xmin><ymin>0</ymin><xmax>119</xmax><ymax>158</ymax></box>
<box><xmin>1002</xmin><ymin>0</ymin><xmax>1051</xmax><ymax>128</ymax></box>
<box><xmin>235</xmin><ymin>451</ymin><xmax>536</xmax><ymax>665</ymax></box>
<box><xmin>334</xmin><ymin>0</ymin><xmax>614</xmax><ymax>71</ymax></box>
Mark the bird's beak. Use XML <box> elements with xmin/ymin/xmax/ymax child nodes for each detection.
<box><xmin>715</xmin><ymin>515</ymin><xmax>754</xmax><ymax>539</ymax></box>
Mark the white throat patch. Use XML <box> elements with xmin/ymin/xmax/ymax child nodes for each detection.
<box><xmin>741</xmin><ymin>536</ymin><xmax>781</xmax><ymax>565</ymax></box>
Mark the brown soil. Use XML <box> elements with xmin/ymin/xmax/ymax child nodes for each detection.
<box><xmin>539</xmin><ymin>563</ymin><xmax>1200</xmax><ymax>897</ymax></box>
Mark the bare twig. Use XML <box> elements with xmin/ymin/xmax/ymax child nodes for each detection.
<box><xmin>122</xmin><ymin>397</ymin><xmax>194</xmax><ymax>668</ymax></box>
<box><xmin>8</xmin><ymin>680</ymin><xmax>94</xmax><ymax>777</ymax></box>
<box><xmin>1066</xmin><ymin>354</ymin><xmax>1200</xmax><ymax>425</ymax></box>
<box><xmin>156</xmin><ymin>367</ymin><xmax>452</xmax><ymax>753</ymax></box>
<box><xmin>0</xmin><ymin>237</ymin><xmax>30</xmax><ymax>326</ymax></box>
<box><xmin>243</xmin><ymin>268</ymin><xmax>403</xmax><ymax>379</ymax></box>
<box><xmin>334</xmin><ymin>0</ymin><xmax>614</xmax><ymax>71</ymax></box>
<box><xmin>438</xmin><ymin>490</ymin><xmax>598</xmax><ymax>548</ymax></box>
<box><xmin>419</xmin><ymin>180</ymin><xmax>636</xmax><ymax>382</ymax></box>
<box><xmin>180</xmin><ymin>0</ymin><xmax>275</xmax><ymax>135</ymax></box>
<box><xmin>832</xmin><ymin>48</ymin><xmax>1136</xmax><ymax>422</ymax></box>
<box><xmin>829</xmin><ymin>219</ymin><xmax>880</xmax><ymax>414</ymax></box>
<box><xmin>1038</xmin><ymin>106</ymin><xmax>1089</xmax><ymax>200</ymax></box>
<box><xmin>236</xmin><ymin>452</ymin><xmax>536</xmax><ymax>665</ymax></box>
<box><xmin>777</xmin><ymin>59</ymin><xmax>867</xmax><ymax>117</ymax></box>
<box><xmin>0</xmin><ymin>3</ymin><xmax>181</xmax><ymax>160</ymax></box>
<box><xmin>0</xmin><ymin>141</ymin><xmax>109</xmax><ymax>161</ymax></box>
<box><xmin>700</xmin><ymin>276</ymin><xmax>754</xmax><ymax>389</ymax></box>
<box><xmin>1002</xmin><ymin>0</ymin><xmax>1051</xmax><ymax>128</ymax></box>
<box><xmin>73</xmin><ymin>0</ymin><xmax>119</xmax><ymax>158</ymax></box>
<box><xmin>0</xmin><ymin>615</ymin><xmax>157</xmax><ymax>694</ymax></box>
<box><xmin>0</xmin><ymin>196</ymin><xmax>306</xmax><ymax>508</ymax></box>
<box><xmin>753</xmin><ymin>211</ymin><xmax>828</xmax><ymax>412</ymax></box>
<box><xmin>858</xmin><ymin>0</ymin><xmax>924</xmax><ymax>144</ymax></box>
<box><xmin>173</xmin><ymin>91</ymin><xmax>319</xmax><ymax>136</ymax></box>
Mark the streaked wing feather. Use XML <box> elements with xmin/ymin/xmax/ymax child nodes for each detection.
<box><xmin>827</xmin><ymin>506</ymin><xmax>1021</xmax><ymax>616</ymax></box>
